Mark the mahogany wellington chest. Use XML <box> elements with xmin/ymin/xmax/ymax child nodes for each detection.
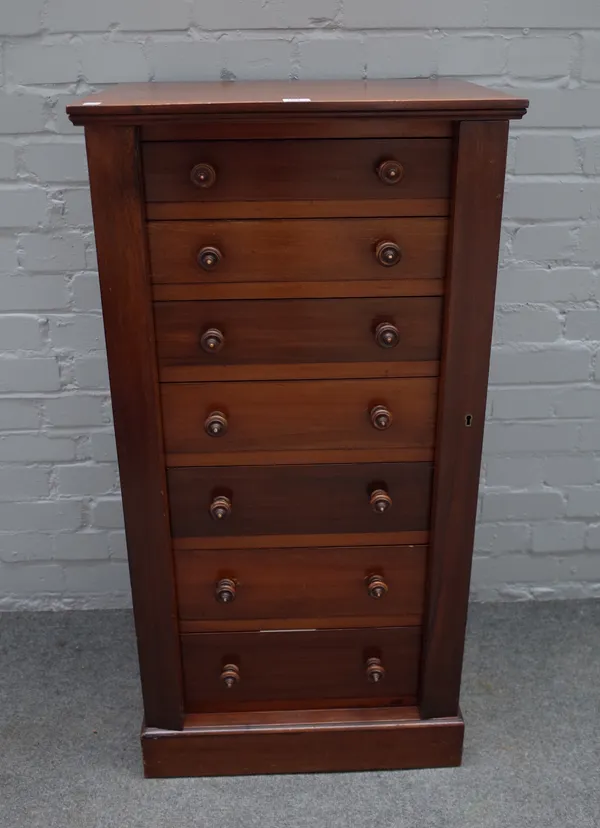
<box><xmin>68</xmin><ymin>80</ymin><xmax>528</xmax><ymax>777</ymax></box>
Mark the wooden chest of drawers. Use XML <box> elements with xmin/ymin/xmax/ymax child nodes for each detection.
<box><xmin>68</xmin><ymin>80</ymin><xmax>527</xmax><ymax>777</ymax></box>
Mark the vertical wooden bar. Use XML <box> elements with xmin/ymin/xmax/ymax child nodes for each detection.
<box><xmin>419</xmin><ymin>120</ymin><xmax>510</xmax><ymax>719</ymax></box>
<box><xmin>84</xmin><ymin>125</ymin><xmax>184</xmax><ymax>730</ymax></box>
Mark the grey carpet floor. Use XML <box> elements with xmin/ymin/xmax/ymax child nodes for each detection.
<box><xmin>1</xmin><ymin>601</ymin><xmax>599</xmax><ymax>828</ymax></box>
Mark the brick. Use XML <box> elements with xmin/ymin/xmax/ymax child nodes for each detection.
<box><xmin>508</xmin><ymin>37</ymin><xmax>573</xmax><ymax>78</ymax></box>
<box><xmin>91</xmin><ymin>498</ymin><xmax>124</xmax><ymax>529</ymax></box>
<box><xmin>0</xmin><ymin>562</ymin><xmax>64</xmax><ymax>593</ymax></box>
<box><xmin>0</xmin><ymin>0</ymin><xmax>44</xmax><ymax>34</ymax></box>
<box><xmin>0</xmin><ymin>500</ymin><xmax>83</xmax><ymax>531</ymax></box>
<box><xmin>488</xmin><ymin>0</ymin><xmax>600</xmax><ymax>27</ymax></box>
<box><xmin>298</xmin><ymin>37</ymin><xmax>365</xmax><ymax>80</ymax></box>
<box><xmin>0</xmin><ymin>93</ymin><xmax>47</xmax><ymax>134</ymax></box>
<box><xmin>489</xmin><ymin>346</ymin><xmax>590</xmax><ymax>385</ymax></box>
<box><xmin>219</xmin><ymin>38</ymin><xmax>293</xmax><ymax>81</ymax></box>
<box><xmin>62</xmin><ymin>561</ymin><xmax>130</xmax><ymax>593</ymax></box>
<box><xmin>490</xmin><ymin>387</ymin><xmax>556</xmax><ymax>420</ymax></box>
<box><xmin>53</xmin><ymin>532</ymin><xmax>110</xmax><ymax>561</ymax></box>
<box><xmin>522</xmin><ymin>89</ymin><xmax>600</xmax><ymax>128</ymax></box>
<box><xmin>365</xmin><ymin>34</ymin><xmax>435</xmax><ymax>79</ymax></box>
<box><xmin>0</xmin><ymin>142</ymin><xmax>17</xmax><ymax>179</ymax></box>
<box><xmin>19</xmin><ymin>231</ymin><xmax>86</xmax><ymax>272</ymax></box>
<box><xmin>474</xmin><ymin>523</ymin><xmax>531</xmax><ymax>554</ymax></box>
<box><xmin>496</xmin><ymin>267</ymin><xmax>596</xmax><ymax>304</ymax></box>
<box><xmin>582</xmin><ymin>137</ymin><xmax>600</xmax><ymax>176</ymax></box>
<box><xmin>565</xmin><ymin>310</ymin><xmax>600</xmax><ymax>341</ymax></box>
<box><xmin>108</xmin><ymin>531</ymin><xmax>128</xmax><ymax>560</ymax></box>
<box><xmin>0</xmin><ymin>357</ymin><xmax>60</xmax><ymax>392</ymax></box>
<box><xmin>51</xmin><ymin>94</ymin><xmax>83</xmax><ymax>136</ymax></box>
<box><xmin>566</xmin><ymin>487</ymin><xmax>600</xmax><ymax>517</ymax></box>
<box><xmin>0</xmin><ymin>315</ymin><xmax>43</xmax><ymax>350</ymax></box>
<box><xmin>71</xmin><ymin>273</ymin><xmax>101</xmax><ymax>311</ymax></box>
<box><xmin>0</xmin><ymin>400</ymin><xmax>41</xmax><ymax>430</ymax></box>
<box><xmin>0</xmin><ymin>276</ymin><xmax>69</xmax><ymax>311</ymax></box>
<box><xmin>514</xmin><ymin>134</ymin><xmax>578</xmax><ymax>175</ymax></box>
<box><xmin>495</xmin><ymin>308</ymin><xmax>561</xmax><ymax>344</ymax></box>
<box><xmin>545</xmin><ymin>457</ymin><xmax>598</xmax><ymax>487</ymax></box>
<box><xmin>585</xmin><ymin>525</ymin><xmax>600</xmax><ymax>550</ymax></box>
<box><xmin>483</xmin><ymin>422</ymin><xmax>579</xmax><ymax>454</ymax></box>
<box><xmin>80</xmin><ymin>43</ymin><xmax>149</xmax><ymax>84</ymax></box>
<box><xmin>195</xmin><ymin>0</ymin><xmax>339</xmax><ymax>28</ymax></box>
<box><xmin>554</xmin><ymin>387</ymin><xmax>600</xmax><ymax>418</ymax></box>
<box><xmin>512</xmin><ymin>225</ymin><xmax>575</xmax><ymax>262</ymax></box>
<box><xmin>46</xmin><ymin>0</ymin><xmax>190</xmax><ymax>31</ymax></box>
<box><xmin>0</xmin><ymin>467</ymin><xmax>50</xmax><ymax>500</ymax></box>
<box><xmin>147</xmin><ymin>42</ymin><xmax>223</xmax><ymax>83</ymax></box>
<box><xmin>438</xmin><ymin>35</ymin><xmax>507</xmax><ymax>76</ymax></box>
<box><xmin>505</xmin><ymin>183</ymin><xmax>600</xmax><ymax>221</ymax></box>
<box><xmin>90</xmin><ymin>432</ymin><xmax>117</xmax><ymax>462</ymax></box>
<box><xmin>579</xmin><ymin>423</ymin><xmax>600</xmax><ymax>450</ymax></box>
<box><xmin>343</xmin><ymin>0</ymin><xmax>485</xmax><ymax>27</ymax></box>
<box><xmin>23</xmin><ymin>142</ymin><xmax>88</xmax><ymax>182</ymax></box>
<box><xmin>582</xmin><ymin>35</ymin><xmax>600</xmax><ymax>82</ymax></box>
<box><xmin>0</xmin><ymin>238</ymin><xmax>17</xmax><ymax>274</ymax></box>
<box><xmin>61</xmin><ymin>189</ymin><xmax>94</xmax><ymax>227</ymax></box>
<box><xmin>6</xmin><ymin>44</ymin><xmax>80</xmax><ymax>85</ymax></box>
<box><xmin>74</xmin><ymin>356</ymin><xmax>109</xmax><ymax>389</ymax></box>
<box><xmin>482</xmin><ymin>490</ymin><xmax>565</xmax><ymax>521</ymax></box>
<box><xmin>56</xmin><ymin>463</ymin><xmax>115</xmax><ymax>496</ymax></box>
<box><xmin>48</xmin><ymin>314</ymin><xmax>105</xmax><ymax>351</ymax></box>
<box><xmin>0</xmin><ymin>188</ymin><xmax>47</xmax><ymax>228</ymax></box>
<box><xmin>0</xmin><ymin>435</ymin><xmax>76</xmax><ymax>463</ymax></box>
<box><xmin>485</xmin><ymin>457</ymin><xmax>544</xmax><ymax>488</ymax></box>
<box><xmin>577</xmin><ymin>223</ymin><xmax>600</xmax><ymax>264</ymax></box>
<box><xmin>44</xmin><ymin>395</ymin><xmax>106</xmax><ymax>427</ymax></box>
<box><xmin>0</xmin><ymin>533</ymin><xmax>53</xmax><ymax>563</ymax></box>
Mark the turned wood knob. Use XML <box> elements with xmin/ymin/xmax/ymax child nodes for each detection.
<box><xmin>197</xmin><ymin>246</ymin><xmax>222</xmax><ymax>271</ymax></box>
<box><xmin>375</xmin><ymin>322</ymin><xmax>400</xmax><ymax>349</ymax></box>
<box><xmin>220</xmin><ymin>663</ymin><xmax>240</xmax><ymax>688</ymax></box>
<box><xmin>190</xmin><ymin>162</ymin><xmax>217</xmax><ymax>189</ymax></box>
<box><xmin>205</xmin><ymin>411</ymin><xmax>228</xmax><ymax>437</ymax></box>
<box><xmin>366</xmin><ymin>574</ymin><xmax>388</xmax><ymax>599</ymax></box>
<box><xmin>377</xmin><ymin>159</ymin><xmax>404</xmax><ymax>185</ymax></box>
<box><xmin>200</xmin><ymin>328</ymin><xmax>224</xmax><ymax>354</ymax></box>
<box><xmin>215</xmin><ymin>578</ymin><xmax>236</xmax><ymax>603</ymax></box>
<box><xmin>375</xmin><ymin>241</ymin><xmax>402</xmax><ymax>268</ymax></box>
<box><xmin>370</xmin><ymin>488</ymin><xmax>392</xmax><ymax>514</ymax></box>
<box><xmin>366</xmin><ymin>656</ymin><xmax>386</xmax><ymax>683</ymax></box>
<box><xmin>209</xmin><ymin>495</ymin><xmax>232</xmax><ymax>521</ymax></box>
<box><xmin>370</xmin><ymin>405</ymin><xmax>392</xmax><ymax>431</ymax></box>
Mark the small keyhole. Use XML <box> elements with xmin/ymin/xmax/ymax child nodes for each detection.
<box><xmin>465</xmin><ymin>414</ymin><xmax>473</xmax><ymax>427</ymax></box>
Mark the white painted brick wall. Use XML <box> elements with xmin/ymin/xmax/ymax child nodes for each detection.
<box><xmin>0</xmin><ymin>1</ymin><xmax>599</xmax><ymax>610</ymax></box>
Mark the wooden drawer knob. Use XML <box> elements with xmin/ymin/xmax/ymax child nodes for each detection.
<box><xmin>215</xmin><ymin>577</ymin><xmax>236</xmax><ymax>603</ymax></box>
<box><xmin>220</xmin><ymin>663</ymin><xmax>240</xmax><ymax>688</ymax></box>
<box><xmin>366</xmin><ymin>574</ymin><xmax>388</xmax><ymax>599</ymax></box>
<box><xmin>377</xmin><ymin>160</ymin><xmax>404</xmax><ymax>185</ymax></box>
<box><xmin>370</xmin><ymin>488</ymin><xmax>392</xmax><ymax>514</ymax></box>
<box><xmin>375</xmin><ymin>241</ymin><xmax>401</xmax><ymax>267</ymax></box>
<box><xmin>200</xmin><ymin>327</ymin><xmax>224</xmax><ymax>354</ymax></box>
<box><xmin>370</xmin><ymin>405</ymin><xmax>392</xmax><ymax>431</ymax></box>
<box><xmin>366</xmin><ymin>656</ymin><xmax>386</xmax><ymax>683</ymax></box>
<box><xmin>205</xmin><ymin>411</ymin><xmax>228</xmax><ymax>437</ymax></box>
<box><xmin>209</xmin><ymin>495</ymin><xmax>232</xmax><ymax>521</ymax></box>
<box><xmin>197</xmin><ymin>246</ymin><xmax>222</xmax><ymax>271</ymax></box>
<box><xmin>190</xmin><ymin>162</ymin><xmax>217</xmax><ymax>189</ymax></box>
<box><xmin>375</xmin><ymin>322</ymin><xmax>400</xmax><ymax>349</ymax></box>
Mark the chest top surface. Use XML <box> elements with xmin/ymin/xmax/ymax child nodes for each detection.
<box><xmin>67</xmin><ymin>79</ymin><xmax>528</xmax><ymax>124</ymax></box>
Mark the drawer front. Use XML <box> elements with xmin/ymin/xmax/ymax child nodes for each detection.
<box><xmin>147</xmin><ymin>218</ymin><xmax>448</xmax><ymax>284</ymax></box>
<box><xmin>155</xmin><ymin>296</ymin><xmax>443</xmax><ymax>381</ymax></box>
<box><xmin>161</xmin><ymin>378</ymin><xmax>437</xmax><ymax>456</ymax></box>
<box><xmin>176</xmin><ymin>545</ymin><xmax>426</xmax><ymax>630</ymax></box>
<box><xmin>142</xmin><ymin>138</ymin><xmax>452</xmax><ymax>203</ymax></box>
<box><xmin>181</xmin><ymin>627</ymin><xmax>421</xmax><ymax>711</ymax></box>
<box><xmin>167</xmin><ymin>462</ymin><xmax>432</xmax><ymax>541</ymax></box>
